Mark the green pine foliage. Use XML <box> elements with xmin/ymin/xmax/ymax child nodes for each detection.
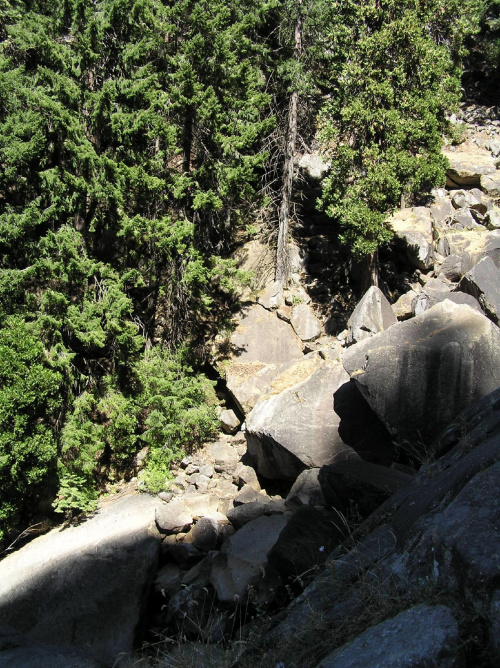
<box><xmin>318</xmin><ymin>0</ymin><xmax>478</xmax><ymax>259</ymax></box>
<box><xmin>0</xmin><ymin>317</ymin><xmax>62</xmax><ymax>540</ymax></box>
<box><xmin>0</xmin><ymin>0</ymin><xmax>486</xmax><ymax>540</ymax></box>
<box><xmin>0</xmin><ymin>0</ymin><xmax>269</xmax><ymax>538</ymax></box>
<box><xmin>134</xmin><ymin>348</ymin><xmax>219</xmax><ymax>492</ymax></box>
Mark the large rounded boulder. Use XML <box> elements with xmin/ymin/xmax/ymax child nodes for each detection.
<box><xmin>342</xmin><ymin>300</ymin><xmax>500</xmax><ymax>451</ymax></box>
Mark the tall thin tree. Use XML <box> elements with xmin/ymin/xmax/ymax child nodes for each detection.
<box><xmin>275</xmin><ymin>0</ymin><xmax>302</xmax><ymax>286</ymax></box>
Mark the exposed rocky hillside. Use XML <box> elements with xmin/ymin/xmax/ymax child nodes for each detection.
<box><xmin>0</xmin><ymin>104</ymin><xmax>499</xmax><ymax>668</ymax></box>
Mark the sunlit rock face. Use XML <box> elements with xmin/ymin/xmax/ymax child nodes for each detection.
<box><xmin>245</xmin><ymin>355</ymin><xmax>394</xmax><ymax>481</ymax></box>
<box><xmin>223</xmin><ymin>303</ymin><xmax>304</xmax><ymax>415</ymax></box>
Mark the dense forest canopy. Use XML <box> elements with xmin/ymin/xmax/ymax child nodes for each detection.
<box><xmin>0</xmin><ymin>0</ymin><xmax>494</xmax><ymax>542</ymax></box>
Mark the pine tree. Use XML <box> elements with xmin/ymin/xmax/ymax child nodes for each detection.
<box><xmin>262</xmin><ymin>0</ymin><xmax>333</xmax><ymax>285</ymax></box>
<box><xmin>318</xmin><ymin>0</ymin><xmax>478</xmax><ymax>287</ymax></box>
<box><xmin>0</xmin><ymin>0</ymin><xmax>273</xmax><ymax>535</ymax></box>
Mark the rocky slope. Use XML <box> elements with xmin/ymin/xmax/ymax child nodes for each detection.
<box><xmin>0</xmin><ymin>104</ymin><xmax>499</xmax><ymax>668</ymax></box>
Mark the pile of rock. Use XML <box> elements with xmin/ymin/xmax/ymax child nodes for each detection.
<box><xmin>148</xmin><ymin>431</ymin><xmax>358</xmax><ymax>643</ymax></box>
<box><xmin>1</xmin><ymin>105</ymin><xmax>499</xmax><ymax>668</ymax></box>
<box><xmin>454</xmin><ymin>103</ymin><xmax>500</xmax><ymax>147</ymax></box>
<box><xmin>252</xmin><ymin>386</ymin><xmax>500</xmax><ymax>668</ymax></box>
<box><xmin>152</xmin><ymin>110</ymin><xmax>500</xmax><ymax>660</ymax></box>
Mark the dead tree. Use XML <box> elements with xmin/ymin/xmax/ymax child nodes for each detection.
<box><xmin>275</xmin><ymin>1</ymin><xmax>302</xmax><ymax>286</ymax></box>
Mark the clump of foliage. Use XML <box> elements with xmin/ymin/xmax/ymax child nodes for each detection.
<box><xmin>0</xmin><ymin>318</ymin><xmax>62</xmax><ymax>540</ymax></box>
<box><xmin>54</xmin><ymin>348</ymin><xmax>218</xmax><ymax>510</ymax></box>
<box><xmin>0</xmin><ymin>0</ymin><xmax>265</xmax><ymax>539</ymax></box>
<box><xmin>318</xmin><ymin>0</ymin><xmax>479</xmax><ymax>264</ymax></box>
<box><xmin>0</xmin><ymin>0</ymin><xmax>488</xmax><ymax>541</ymax></box>
<box><xmin>134</xmin><ymin>349</ymin><xmax>219</xmax><ymax>492</ymax></box>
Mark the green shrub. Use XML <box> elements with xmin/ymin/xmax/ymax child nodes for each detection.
<box><xmin>52</xmin><ymin>471</ymin><xmax>98</xmax><ymax>515</ymax></box>
<box><xmin>135</xmin><ymin>348</ymin><xmax>219</xmax><ymax>492</ymax></box>
<box><xmin>55</xmin><ymin>383</ymin><xmax>139</xmax><ymax>514</ymax></box>
<box><xmin>0</xmin><ymin>317</ymin><xmax>62</xmax><ymax>539</ymax></box>
<box><xmin>54</xmin><ymin>347</ymin><xmax>219</xmax><ymax>507</ymax></box>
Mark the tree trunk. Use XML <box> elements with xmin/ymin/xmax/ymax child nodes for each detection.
<box><xmin>275</xmin><ymin>4</ymin><xmax>302</xmax><ymax>286</ymax></box>
<box><xmin>359</xmin><ymin>250</ymin><xmax>379</xmax><ymax>294</ymax></box>
<box><xmin>182</xmin><ymin>106</ymin><xmax>194</xmax><ymax>174</ymax></box>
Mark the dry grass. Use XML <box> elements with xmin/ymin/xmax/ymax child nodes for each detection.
<box><xmin>125</xmin><ymin>550</ymin><xmax>449</xmax><ymax>668</ymax></box>
<box><xmin>231</xmin><ymin>566</ymin><xmax>449</xmax><ymax>668</ymax></box>
<box><xmin>124</xmin><ymin>501</ymin><xmax>474</xmax><ymax>668</ymax></box>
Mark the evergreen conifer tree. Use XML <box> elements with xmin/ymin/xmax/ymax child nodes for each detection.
<box><xmin>318</xmin><ymin>0</ymin><xmax>478</xmax><ymax>286</ymax></box>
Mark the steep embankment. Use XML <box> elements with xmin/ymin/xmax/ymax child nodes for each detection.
<box><xmin>0</xmin><ymin>104</ymin><xmax>499</xmax><ymax>667</ymax></box>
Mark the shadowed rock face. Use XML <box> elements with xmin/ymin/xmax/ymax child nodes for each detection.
<box><xmin>319</xmin><ymin>460</ymin><xmax>413</xmax><ymax>517</ymax></box>
<box><xmin>0</xmin><ymin>641</ymin><xmax>101</xmax><ymax>668</ymax></box>
<box><xmin>342</xmin><ymin>300</ymin><xmax>500</xmax><ymax>450</ymax></box>
<box><xmin>0</xmin><ymin>623</ymin><xmax>101</xmax><ymax>668</ymax></box>
<box><xmin>0</xmin><ymin>494</ymin><xmax>160</xmax><ymax>667</ymax></box>
<box><xmin>406</xmin><ymin>462</ymin><xmax>500</xmax><ymax>609</ymax></box>
<box><xmin>209</xmin><ymin>514</ymin><xmax>289</xmax><ymax>602</ymax></box>
<box><xmin>258</xmin><ymin>388</ymin><xmax>500</xmax><ymax>666</ymax></box>
<box><xmin>388</xmin><ymin>206</ymin><xmax>435</xmax><ymax>270</ymax></box>
<box><xmin>267</xmin><ymin>506</ymin><xmax>346</xmax><ymax>577</ymax></box>
<box><xmin>460</xmin><ymin>255</ymin><xmax>500</xmax><ymax>324</ymax></box>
